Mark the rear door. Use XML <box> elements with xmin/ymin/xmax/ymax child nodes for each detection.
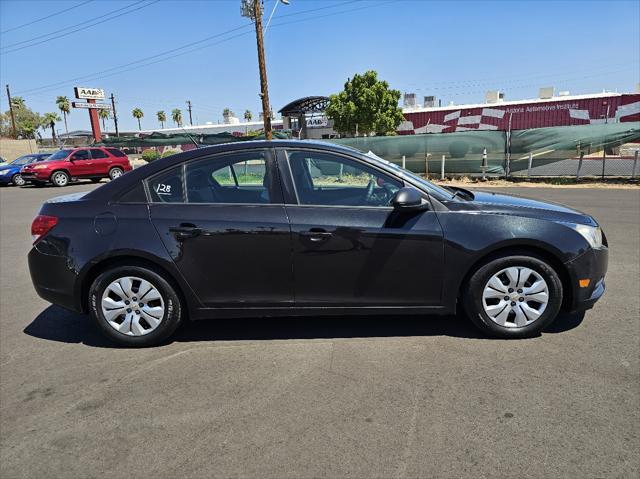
<box><xmin>278</xmin><ymin>148</ymin><xmax>445</xmax><ymax>307</ymax></box>
<box><xmin>147</xmin><ymin>148</ymin><xmax>294</xmax><ymax>308</ymax></box>
<box><xmin>89</xmin><ymin>148</ymin><xmax>111</xmax><ymax>175</ymax></box>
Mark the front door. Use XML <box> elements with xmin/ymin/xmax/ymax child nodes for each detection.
<box><xmin>147</xmin><ymin>149</ymin><xmax>293</xmax><ymax>308</ymax></box>
<box><xmin>67</xmin><ymin>149</ymin><xmax>92</xmax><ymax>177</ymax></box>
<box><xmin>279</xmin><ymin>148</ymin><xmax>444</xmax><ymax>307</ymax></box>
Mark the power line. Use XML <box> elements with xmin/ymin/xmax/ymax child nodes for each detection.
<box><xmin>0</xmin><ymin>0</ymin><xmax>95</xmax><ymax>35</ymax></box>
<box><xmin>1</xmin><ymin>0</ymin><xmax>159</xmax><ymax>54</ymax></box>
<box><xmin>15</xmin><ymin>0</ymin><xmax>384</xmax><ymax>96</ymax></box>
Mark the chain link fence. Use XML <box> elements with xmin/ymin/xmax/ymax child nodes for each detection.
<box><xmin>330</xmin><ymin>122</ymin><xmax>640</xmax><ymax>179</ymax></box>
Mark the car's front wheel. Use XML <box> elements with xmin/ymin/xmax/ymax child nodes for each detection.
<box><xmin>12</xmin><ymin>174</ymin><xmax>26</xmax><ymax>186</ymax></box>
<box><xmin>51</xmin><ymin>170</ymin><xmax>70</xmax><ymax>187</ymax></box>
<box><xmin>89</xmin><ymin>266</ymin><xmax>183</xmax><ymax>347</ymax></box>
<box><xmin>463</xmin><ymin>255</ymin><xmax>563</xmax><ymax>338</ymax></box>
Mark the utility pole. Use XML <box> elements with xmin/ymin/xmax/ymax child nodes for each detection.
<box><xmin>6</xmin><ymin>84</ymin><xmax>17</xmax><ymax>138</ymax></box>
<box><xmin>186</xmin><ymin>100</ymin><xmax>193</xmax><ymax>126</ymax></box>
<box><xmin>242</xmin><ymin>0</ymin><xmax>273</xmax><ymax>140</ymax></box>
<box><xmin>110</xmin><ymin>93</ymin><xmax>119</xmax><ymax>137</ymax></box>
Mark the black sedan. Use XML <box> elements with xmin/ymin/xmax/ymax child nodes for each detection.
<box><xmin>28</xmin><ymin>141</ymin><xmax>608</xmax><ymax>346</ymax></box>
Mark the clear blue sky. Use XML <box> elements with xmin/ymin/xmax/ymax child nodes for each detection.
<box><xmin>1</xmin><ymin>0</ymin><xmax>638</xmax><ymax>134</ymax></box>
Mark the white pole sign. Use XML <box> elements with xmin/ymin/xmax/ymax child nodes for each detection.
<box><xmin>74</xmin><ymin>87</ymin><xmax>105</xmax><ymax>100</ymax></box>
<box><xmin>72</xmin><ymin>102</ymin><xmax>112</xmax><ymax>110</ymax></box>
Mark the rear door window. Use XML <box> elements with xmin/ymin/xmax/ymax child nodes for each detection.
<box><xmin>146</xmin><ymin>166</ymin><xmax>184</xmax><ymax>203</ymax></box>
<box><xmin>90</xmin><ymin>149</ymin><xmax>108</xmax><ymax>159</ymax></box>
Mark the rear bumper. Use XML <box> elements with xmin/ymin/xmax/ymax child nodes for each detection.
<box><xmin>564</xmin><ymin>246</ymin><xmax>608</xmax><ymax>312</ymax></box>
<box><xmin>28</xmin><ymin>245</ymin><xmax>82</xmax><ymax>312</ymax></box>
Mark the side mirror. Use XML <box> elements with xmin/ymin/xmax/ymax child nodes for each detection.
<box><xmin>392</xmin><ymin>187</ymin><xmax>429</xmax><ymax>211</ymax></box>
<box><xmin>69</xmin><ymin>155</ymin><xmax>77</xmax><ymax>161</ymax></box>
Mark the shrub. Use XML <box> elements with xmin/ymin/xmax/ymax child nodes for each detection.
<box><xmin>141</xmin><ymin>149</ymin><xmax>160</xmax><ymax>162</ymax></box>
<box><xmin>161</xmin><ymin>149</ymin><xmax>179</xmax><ymax>158</ymax></box>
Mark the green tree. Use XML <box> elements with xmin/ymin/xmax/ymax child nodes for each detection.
<box><xmin>98</xmin><ymin>109</ymin><xmax>110</xmax><ymax>131</ymax></box>
<box><xmin>56</xmin><ymin>96</ymin><xmax>71</xmax><ymax>133</ymax></box>
<box><xmin>42</xmin><ymin>112</ymin><xmax>61</xmax><ymax>141</ymax></box>
<box><xmin>132</xmin><ymin>107</ymin><xmax>144</xmax><ymax>130</ymax></box>
<box><xmin>325</xmin><ymin>70</ymin><xmax>404</xmax><ymax>137</ymax></box>
<box><xmin>0</xmin><ymin>97</ymin><xmax>42</xmax><ymax>138</ymax></box>
<box><xmin>244</xmin><ymin>109</ymin><xmax>253</xmax><ymax>122</ymax></box>
<box><xmin>157</xmin><ymin>110</ymin><xmax>167</xmax><ymax>129</ymax></box>
<box><xmin>171</xmin><ymin>108</ymin><xmax>182</xmax><ymax>127</ymax></box>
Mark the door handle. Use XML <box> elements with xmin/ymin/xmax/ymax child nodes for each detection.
<box><xmin>301</xmin><ymin>228</ymin><xmax>333</xmax><ymax>242</ymax></box>
<box><xmin>169</xmin><ymin>223</ymin><xmax>202</xmax><ymax>240</ymax></box>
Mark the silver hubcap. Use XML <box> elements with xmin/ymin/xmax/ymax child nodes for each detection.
<box><xmin>110</xmin><ymin>169</ymin><xmax>122</xmax><ymax>179</ymax></box>
<box><xmin>482</xmin><ymin>267</ymin><xmax>549</xmax><ymax>328</ymax></box>
<box><xmin>13</xmin><ymin>174</ymin><xmax>25</xmax><ymax>186</ymax></box>
<box><xmin>53</xmin><ymin>173</ymin><xmax>67</xmax><ymax>185</ymax></box>
<box><xmin>101</xmin><ymin>276</ymin><xmax>165</xmax><ymax>336</ymax></box>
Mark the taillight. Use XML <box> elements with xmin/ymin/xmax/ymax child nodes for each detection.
<box><xmin>31</xmin><ymin>215</ymin><xmax>58</xmax><ymax>244</ymax></box>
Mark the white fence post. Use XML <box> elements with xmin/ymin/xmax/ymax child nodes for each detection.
<box><xmin>402</xmin><ymin>155</ymin><xmax>406</xmax><ymax>170</ymax></box>
<box><xmin>441</xmin><ymin>155</ymin><xmax>446</xmax><ymax>180</ymax></box>
<box><xmin>632</xmin><ymin>150</ymin><xmax>639</xmax><ymax>180</ymax></box>
<box><xmin>527</xmin><ymin>152</ymin><xmax>533</xmax><ymax>179</ymax></box>
<box><xmin>576</xmin><ymin>152</ymin><xmax>584</xmax><ymax>181</ymax></box>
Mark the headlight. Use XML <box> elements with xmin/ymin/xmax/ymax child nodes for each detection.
<box><xmin>0</xmin><ymin>170</ymin><xmax>9</xmax><ymax>176</ymax></box>
<box><xmin>565</xmin><ymin>223</ymin><xmax>603</xmax><ymax>249</ymax></box>
<box><xmin>33</xmin><ymin>164</ymin><xmax>47</xmax><ymax>170</ymax></box>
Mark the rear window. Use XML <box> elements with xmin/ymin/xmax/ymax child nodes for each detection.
<box><xmin>117</xmin><ymin>182</ymin><xmax>147</xmax><ymax>203</ymax></box>
<box><xmin>107</xmin><ymin>148</ymin><xmax>127</xmax><ymax>158</ymax></box>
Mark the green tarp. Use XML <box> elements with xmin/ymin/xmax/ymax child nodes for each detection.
<box><xmin>97</xmin><ymin>130</ymin><xmax>291</xmax><ymax>147</ymax></box>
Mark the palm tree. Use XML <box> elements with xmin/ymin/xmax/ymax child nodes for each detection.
<box><xmin>42</xmin><ymin>112</ymin><xmax>61</xmax><ymax>142</ymax></box>
<box><xmin>10</xmin><ymin>96</ymin><xmax>25</xmax><ymax>109</ymax></box>
<box><xmin>132</xmin><ymin>108</ymin><xmax>144</xmax><ymax>130</ymax></box>
<box><xmin>98</xmin><ymin>109</ymin><xmax>110</xmax><ymax>131</ymax></box>
<box><xmin>56</xmin><ymin>96</ymin><xmax>71</xmax><ymax>133</ymax></box>
<box><xmin>157</xmin><ymin>110</ymin><xmax>167</xmax><ymax>129</ymax></box>
<box><xmin>171</xmin><ymin>108</ymin><xmax>182</xmax><ymax>127</ymax></box>
<box><xmin>244</xmin><ymin>110</ymin><xmax>253</xmax><ymax>122</ymax></box>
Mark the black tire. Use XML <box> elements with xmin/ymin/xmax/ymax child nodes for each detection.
<box><xmin>109</xmin><ymin>167</ymin><xmax>124</xmax><ymax>181</ymax></box>
<box><xmin>50</xmin><ymin>170</ymin><xmax>70</xmax><ymax>187</ymax></box>
<box><xmin>462</xmin><ymin>255</ymin><xmax>563</xmax><ymax>338</ymax></box>
<box><xmin>12</xmin><ymin>174</ymin><xmax>26</xmax><ymax>187</ymax></box>
<box><xmin>90</xmin><ymin>177</ymin><xmax>102</xmax><ymax>183</ymax></box>
<box><xmin>89</xmin><ymin>265</ymin><xmax>183</xmax><ymax>347</ymax></box>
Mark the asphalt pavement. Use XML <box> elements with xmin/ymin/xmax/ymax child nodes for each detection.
<box><xmin>1</xmin><ymin>181</ymin><xmax>638</xmax><ymax>478</ymax></box>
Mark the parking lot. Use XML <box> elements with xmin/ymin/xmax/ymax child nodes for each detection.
<box><xmin>0</xmin><ymin>182</ymin><xmax>638</xmax><ymax>478</ymax></box>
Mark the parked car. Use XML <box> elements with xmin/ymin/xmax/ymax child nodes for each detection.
<box><xmin>28</xmin><ymin>140</ymin><xmax>608</xmax><ymax>346</ymax></box>
<box><xmin>0</xmin><ymin>153</ymin><xmax>52</xmax><ymax>186</ymax></box>
<box><xmin>20</xmin><ymin>147</ymin><xmax>131</xmax><ymax>187</ymax></box>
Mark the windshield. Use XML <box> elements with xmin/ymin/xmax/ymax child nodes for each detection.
<box><xmin>10</xmin><ymin>155</ymin><xmax>38</xmax><ymax>166</ymax></box>
<box><xmin>47</xmin><ymin>149</ymin><xmax>72</xmax><ymax>160</ymax></box>
<box><xmin>363</xmin><ymin>151</ymin><xmax>454</xmax><ymax>200</ymax></box>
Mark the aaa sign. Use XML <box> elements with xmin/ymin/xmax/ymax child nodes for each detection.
<box><xmin>74</xmin><ymin>87</ymin><xmax>105</xmax><ymax>100</ymax></box>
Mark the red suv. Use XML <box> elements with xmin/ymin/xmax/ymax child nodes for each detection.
<box><xmin>21</xmin><ymin>147</ymin><xmax>132</xmax><ymax>187</ymax></box>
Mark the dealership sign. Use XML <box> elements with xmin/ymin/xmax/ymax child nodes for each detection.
<box><xmin>74</xmin><ymin>87</ymin><xmax>105</xmax><ymax>100</ymax></box>
<box><xmin>72</xmin><ymin>102</ymin><xmax>111</xmax><ymax>110</ymax></box>
<box><xmin>306</xmin><ymin>115</ymin><xmax>329</xmax><ymax>128</ymax></box>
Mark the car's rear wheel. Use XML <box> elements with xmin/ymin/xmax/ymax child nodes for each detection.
<box><xmin>89</xmin><ymin>266</ymin><xmax>183</xmax><ymax>347</ymax></box>
<box><xmin>462</xmin><ymin>255</ymin><xmax>563</xmax><ymax>338</ymax></box>
<box><xmin>51</xmin><ymin>170</ymin><xmax>70</xmax><ymax>187</ymax></box>
<box><xmin>109</xmin><ymin>167</ymin><xmax>124</xmax><ymax>180</ymax></box>
<box><xmin>12</xmin><ymin>174</ymin><xmax>26</xmax><ymax>186</ymax></box>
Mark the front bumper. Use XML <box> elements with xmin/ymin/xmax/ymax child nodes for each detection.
<box><xmin>20</xmin><ymin>171</ymin><xmax>49</xmax><ymax>182</ymax></box>
<box><xmin>564</xmin><ymin>246</ymin><xmax>608</xmax><ymax>312</ymax></box>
